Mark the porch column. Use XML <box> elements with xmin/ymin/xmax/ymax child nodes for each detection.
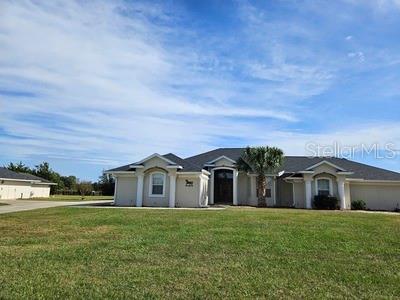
<box><xmin>136</xmin><ymin>173</ymin><xmax>144</xmax><ymax>207</ymax></box>
<box><xmin>209</xmin><ymin>170</ymin><xmax>214</xmax><ymax>205</ymax></box>
<box><xmin>338</xmin><ymin>179</ymin><xmax>346</xmax><ymax>210</ymax></box>
<box><xmin>233</xmin><ymin>169</ymin><xmax>238</xmax><ymax>205</ymax></box>
<box><xmin>113</xmin><ymin>176</ymin><xmax>118</xmax><ymax>202</ymax></box>
<box><xmin>169</xmin><ymin>174</ymin><xmax>176</xmax><ymax>208</ymax></box>
<box><xmin>250</xmin><ymin>175</ymin><xmax>257</xmax><ymax>204</ymax></box>
<box><xmin>305</xmin><ymin>177</ymin><xmax>312</xmax><ymax>209</ymax></box>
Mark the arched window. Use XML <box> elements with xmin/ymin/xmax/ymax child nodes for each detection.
<box><xmin>149</xmin><ymin>172</ymin><xmax>165</xmax><ymax>197</ymax></box>
<box><xmin>317</xmin><ymin>178</ymin><xmax>331</xmax><ymax>196</ymax></box>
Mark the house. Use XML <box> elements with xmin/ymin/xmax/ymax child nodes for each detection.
<box><xmin>105</xmin><ymin>148</ymin><xmax>400</xmax><ymax>211</ymax></box>
<box><xmin>0</xmin><ymin>167</ymin><xmax>56</xmax><ymax>199</ymax></box>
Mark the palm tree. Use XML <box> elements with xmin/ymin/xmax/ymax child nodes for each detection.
<box><xmin>237</xmin><ymin>146</ymin><xmax>284</xmax><ymax>207</ymax></box>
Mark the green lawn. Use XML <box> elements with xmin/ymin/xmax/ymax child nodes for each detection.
<box><xmin>0</xmin><ymin>208</ymin><xmax>399</xmax><ymax>299</ymax></box>
<box><xmin>30</xmin><ymin>195</ymin><xmax>113</xmax><ymax>201</ymax></box>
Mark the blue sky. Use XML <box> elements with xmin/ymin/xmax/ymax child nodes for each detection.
<box><xmin>1</xmin><ymin>0</ymin><xmax>399</xmax><ymax>181</ymax></box>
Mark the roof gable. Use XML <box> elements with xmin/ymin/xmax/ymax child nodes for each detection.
<box><xmin>305</xmin><ymin>160</ymin><xmax>346</xmax><ymax>171</ymax></box>
<box><xmin>132</xmin><ymin>153</ymin><xmax>178</xmax><ymax>167</ymax></box>
<box><xmin>206</xmin><ymin>155</ymin><xmax>236</xmax><ymax>165</ymax></box>
<box><xmin>185</xmin><ymin>148</ymin><xmax>244</xmax><ymax>167</ymax></box>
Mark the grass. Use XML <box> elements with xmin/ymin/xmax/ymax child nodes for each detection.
<box><xmin>29</xmin><ymin>195</ymin><xmax>113</xmax><ymax>201</ymax></box>
<box><xmin>0</xmin><ymin>207</ymin><xmax>399</xmax><ymax>299</ymax></box>
<box><xmin>0</xmin><ymin>203</ymin><xmax>9</xmax><ymax>206</ymax></box>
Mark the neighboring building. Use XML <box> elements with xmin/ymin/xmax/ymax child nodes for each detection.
<box><xmin>0</xmin><ymin>167</ymin><xmax>56</xmax><ymax>199</ymax></box>
<box><xmin>105</xmin><ymin>148</ymin><xmax>400</xmax><ymax>211</ymax></box>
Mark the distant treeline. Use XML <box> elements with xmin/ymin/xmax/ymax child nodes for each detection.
<box><xmin>5</xmin><ymin>162</ymin><xmax>114</xmax><ymax>196</ymax></box>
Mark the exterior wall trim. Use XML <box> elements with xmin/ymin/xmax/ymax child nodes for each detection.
<box><xmin>347</xmin><ymin>179</ymin><xmax>400</xmax><ymax>184</ymax></box>
<box><xmin>104</xmin><ymin>171</ymin><xmax>136</xmax><ymax>175</ymax></box>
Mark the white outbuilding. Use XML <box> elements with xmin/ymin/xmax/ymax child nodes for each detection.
<box><xmin>0</xmin><ymin>167</ymin><xmax>56</xmax><ymax>199</ymax></box>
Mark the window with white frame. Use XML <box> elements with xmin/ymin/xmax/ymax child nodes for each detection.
<box><xmin>317</xmin><ymin>179</ymin><xmax>330</xmax><ymax>196</ymax></box>
<box><xmin>150</xmin><ymin>173</ymin><xmax>165</xmax><ymax>196</ymax></box>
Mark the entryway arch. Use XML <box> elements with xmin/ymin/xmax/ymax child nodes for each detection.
<box><xmin>210</xmin><ymin>167</ymin><xmax>238</xmax><ymax>205</ymax></box>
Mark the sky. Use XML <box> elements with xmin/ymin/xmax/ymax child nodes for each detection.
<box><xmin>1</xmin><ymin>0</ymin><xmax>400</xmax><ymax>181</ymax></box>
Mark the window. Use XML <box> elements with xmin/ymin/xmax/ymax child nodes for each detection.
<box><xmin>317</xmin><ymin>179</ymin><xmax>330</xmax><ymax>196</ymax></box>
<box><xmin>150</xmin><ymin>173</ymin><xmax>165</xmax><ymax>196</ymax></box>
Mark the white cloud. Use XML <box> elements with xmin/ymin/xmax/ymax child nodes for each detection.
<box><xmin>0</xmin><ymin>0</ymin><xmax>398</xmax><ymax>178</ymax></box>
<box><xmin>0</xmin><ymin>0</ymin><xmax>298</xmax><ymax>166</ymax></box>
<box><xmin>348</xmin><ymin>51</ymin><xmax>365</xmax><ymax>62</ymax></box>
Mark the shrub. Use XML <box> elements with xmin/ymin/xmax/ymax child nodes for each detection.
<box><xmin>313</xmin><ymin>195</ymin><xmax>339</xmax><ymax>210</ymax></box>
<box><xmin>351</xmin><ymin>199</ymin><xmax>366</xmax><ymax>210</ymax></box>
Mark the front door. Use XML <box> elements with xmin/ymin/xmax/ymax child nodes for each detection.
<box><xmin>214</xmin><ymin>169</ymin><xmax>233</xmax><ymax>204</ymax></box>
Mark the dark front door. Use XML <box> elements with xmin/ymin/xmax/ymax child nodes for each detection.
<box><xmin>214</xmin><ymin>169</ymin><xmax>233</xmax><ymax>204</ymax></box>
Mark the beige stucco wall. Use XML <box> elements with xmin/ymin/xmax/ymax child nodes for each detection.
<box><xmin>0</xmin><ymin>180</ymin><xmax>51</xmax><ymax>199</ymax></box>
<box><xmin>312</xmin><ymin>164</ymin><xmax>338</xmax><ymax>175</ymax></box>
<box><xmin>115</xmin><ymin>176</ymin><xmax>137</xmax><ymax>206</ymax></box>
<box><xmin>276</xmin><ymin>178</ymin><xmax>293</xmax><ymax>207</ymax></box>
<box><xmin>142</xmin><ymin>157</ymin><xmax>169</xmax><ymax>169</ymax></box>
<box><xmin>31</xmin><ymin>185</ymin><xmax>51</xmax><ymax>198</ymax></box>
<box><xmin>176</xmin><ymin>176</ymin><xmax>201</xmax><ymax>207</ymax></box>
<box><xmin>237</xmin><ymin>172</ymin><xmax>249</xmax><ymax>205</ymax></box>
<box><xmin>350</xmin><ymin>183</ymin><xmax>400</xmax><ymax>211</ymax></box>
<box><xmin>265</xmin><ymin>178</ymin><xmax>275</xmax><ymax>207</ymax></box>
<box><xmin>143</xmin><ymin>170</ymin><xmax>170</xmax><ymax>207</ymax></box>
<box><xmin>293</xmin><ymin>182</ymin><xmax>306</xmax><ymax>208</ymax></box>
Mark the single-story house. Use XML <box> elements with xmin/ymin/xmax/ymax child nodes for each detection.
<box><xmin>0</xmin><ymin>167</ymin><xmax>56</xmax><ymax>199</ymax></box>
<box><xmin>105</xmin><ymin>148</ymin><xmax>400</xmax><ymax>211</ymax></box>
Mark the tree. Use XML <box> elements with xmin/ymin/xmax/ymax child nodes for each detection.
<box><xmin>33</xmin><ymin>162</ymin><xmax>64</xmax><ymax>194</ymax></box>
<box><xmin>97</xmin><ymin>172</ymin><xmax>115</xmax><ymax>196</ymax></box>
<box><xmin>237</xmin><ymin>146</ymin><xmax>284</xmax><ymax>207</ymax></box>
<box><xmin>60</xmin><ymin>176</ymin><xmax>77</xmax><ymax>191</ymax></box>
<box><xmin>77</xmin><ymin>181</ymin><xmax>93</xmax><ymax>198</ymax></box>
<box><xmin>6</xmin><ymin>162</ymin><xmax>32</xmax><ymax>174</ymax></box>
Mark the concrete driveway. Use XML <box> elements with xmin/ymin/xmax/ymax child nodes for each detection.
<box><xmin>0</xmin><ymin>199</ymin><xmax>113</xmax><ymax>215</ymax></box>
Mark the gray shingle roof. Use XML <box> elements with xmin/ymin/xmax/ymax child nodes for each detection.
<box><xmin>185</xmin><ymin>148</ymin><xmax>400</xmax><ymax>181</ymax></box>
<box><xmin>281</xmin><ymin>156</ymin><xmax>400</xmax><ymax>180</ymax></box>
<box><xmin>106</xmin><ymin>153</ymin><xmax>203</xmax><ymax>173</ymax></box>
<box><xmin>18</xmin><ymin>173</ymin><xmax>53</xmax><ymax>184</ymax></box>
<box><xmin>106</xmin><ymin>163</ymin><xmax>136</xmax><ymax>172</ymax></box>
<box><xmin>107</xmin><ymin>148</ymin><xmax>400</xmax><ymax>181</ymax></box>
<box><xmin>162</xmin><ymin>153</ymin><xmax>203</xmax><ymax>172</ymax></box>
<box><xmin>0</xmin><ymin>167</ymin><xmax>54</xmax><ymax>183</ymax></box>
<box><xmin>185</xmin><ymin>148</ymin><xmax>244</xmax><ymax>166</ymax></box>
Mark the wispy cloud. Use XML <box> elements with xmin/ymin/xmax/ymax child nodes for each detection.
<box><xmin>348</xmin><ymin>51</ymin><xmax>365</xmax><ymax>62</ymax></box>
<box><xmin>0</xmin><ymin>0</ymin><xmax>399</xmax><ymax>178</ymax></box>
